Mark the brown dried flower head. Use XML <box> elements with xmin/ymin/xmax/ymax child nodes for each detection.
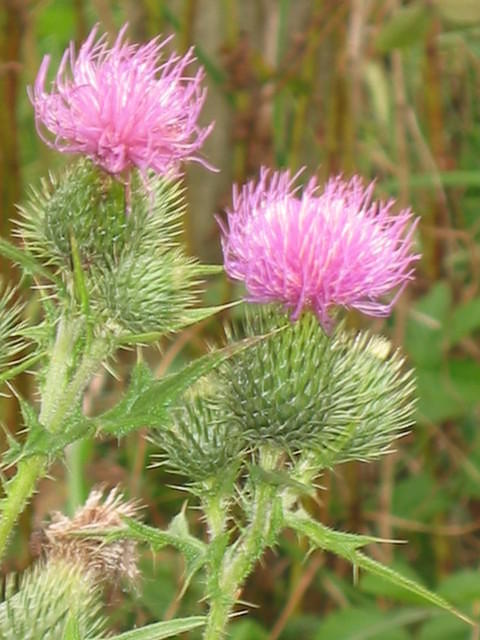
<box><xmin>42</xmin><ymin>487</ymin><xmax>140</xmax><ymax>585</ymax></box>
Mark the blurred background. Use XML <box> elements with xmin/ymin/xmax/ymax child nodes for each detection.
<box><xmin>2</xmin><ymin>0</ymin><xmax>480</xmax><ymax>638</ymax></box>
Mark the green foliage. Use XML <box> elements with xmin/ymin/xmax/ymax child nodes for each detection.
<box><xmin>314</xmin><ymin>607</ymin><xmax>417</xmax><ymax>640</ymax></box>
<box><xmin>433</xmin><ymin>0</ymin><xmax>480</xmax><ymax>25</ymax></box>
<box><xmin>375</xmin><ymin>3</ymin><xmax>432</xmax><ymax>52</ymax></box>
<box><xmin>0</xmin><ymin>561</ymin><xmax>105</xmax><ymax>640</ymax></box>
<box><xmin>5</xmin><ymin>2</ymin><xmax>480</xmax><ymax>638</ymax></box>
<box><xmin>219</xmin><ymin>309</ymin><xmax>415</xmax><ymax>462</ymax></box>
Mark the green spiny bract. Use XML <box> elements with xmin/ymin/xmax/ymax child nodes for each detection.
<box><xmin>219</xmin><ymin>308</ymin><xmax>415</xmax><ymax>463</ymax></box>
<box><xmin>18</xmin><ymin>159</ymin><xmax>211</xmax><ymax>336</ymax></box>
<box><xmin>17</xmin><ymin>160</ymin><xmax>130</xmax><ymax>272</ymax></box>
<box><xmin>316</xmin><ymin>329</ymin><xmax>416</xmax><ymax>465</ymax></box>
<box><xmin>0</xmin><ymin>287</ymin><xmax>28</xmax><ymax>370</ymax></box>
<box><xmin>155</xmin><ymin>394</ymin><xmax>243</xmax><ymax>485</ymax></box>
<box><xmin>92</xmin><ymin>249</ymin><xmax>207</xmax><ymax>335</ymax></box>
<box><xmin>0</xmin><ymin>560</ymin><xmax>105</xmax><ymax>640</ymax></box>
<box><xmin>17</xmin><ymin>159</ymin><xmax>187</xmax><ymax>277</ymax></box>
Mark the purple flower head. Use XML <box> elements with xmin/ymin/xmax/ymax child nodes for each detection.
<box><xmin>220</xmin><ymin>169</ymin><xmax>420</xmax><ymax>331</ymax></box>
<box><xmin>29</xmin><ymin>24</ymin><xmax>214</xmax><ymax>177</ymax></box>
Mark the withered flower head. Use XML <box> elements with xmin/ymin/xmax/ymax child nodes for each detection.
<box><xmin>42</xmin><ymin>487</ymin><xmax>140</xmax><ymax>585</ymax></box>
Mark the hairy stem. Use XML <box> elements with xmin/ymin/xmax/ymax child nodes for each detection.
<box><xmin>0</xmin><ymin>455</ymin><xmax>45</xmax><ymax>559</ymax></box>
<box><xmin>0</xmin><ymin>319</ymin><xmax>110</xmax><ymax>561</ymax></box>
<box><xmin>203</xmin><ymin>448</ymin><xmax>279</xmax><ymax>640</ymax></box>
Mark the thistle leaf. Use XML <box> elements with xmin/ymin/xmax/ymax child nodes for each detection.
<box><xmin>96</xmin><ymin>336</ymin><xmax>262</xmax><ymax>437</ymax></box>
<box><xmin>0</xmin><ymin>237</ymin><xmax>62</xmax><ymax>288</ymax></box>
<box><xmin>286</xmin><ymin>510</ymin><xmax>474</xmax><ymax>626</ymax></box>
<box><xmin>94</xmin><ymin>616</ymin><xmax>206</xmax><ymax>640</ymax></box>
<box><xmin>2</xmin><ymin>402</ymin><xmax>92</xmax><ymax>469</ymax></box>
<box><xmin>90</xmin><ymin>511</ymin><xmax>207</xmax><ymax>590</ymax></box>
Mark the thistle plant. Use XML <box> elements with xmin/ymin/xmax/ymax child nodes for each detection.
<box><xmin>0</xmin><ymin>23</ymin><xmax>474</xmax><ymax>640</ymax></box>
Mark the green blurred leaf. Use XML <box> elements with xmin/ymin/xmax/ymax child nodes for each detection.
<box><xmin>406</xmin><ymin>283</ymin><xmax>450</xmax><ymax>367</ymax></box>
<box><xmin>375</xmin><ymin>3</ymin><xmax>432</xmax><ymax>52</ymax></box>
<box><xmin>434</xmin><ymin>0</ymin><xmax>480</xmax><ymax>25</ymax></box>
<box><xmin>384</xmin><ymin>171</ymin><xmax>480</xmax><ymax>191</ymax></box>
<box><xmin>230</xmin><ymin>620</ymin><xmax>269</xmax><ymax>640</ymax></box>
<box><xmin>315</xmin><ymin>607</ymin><xmax>424</xmax><ymax>640</ymax></box>
<box><xmin>364</xmin><ymin>62</ymin><xmax>391</xmax><ymax>126</ymax></box>
<box><xmin>392</xmin><ymin>472</ymin><xmax>449</xmax><ymax>522</ymax></box>
<box><xmin>448</xmin><ymin>359</ymin><xmax>480</xmax><ymax>406</ymax></box>
<box><xmin>95</xmin><ymin>616</ymin><xmax>205</xmax><ymax>640</ymax></box>
<box><xmin>416</xmin><ymin>368</ymin><xmax>462</xmax><ymax>423</ymax></box>
<box><xmin>418</xmin><ymin>612</ymin><xmax>471</xmax><ymax>640</ymax></box>
<box><xmin>448</xmin><ymin>298</ymin><xmax>480</xmax><ymax>345</ymax></box>
<box><xmin>437</xmin><ymin>569</ymin><xmax>480</xmax><ymax>606</ymax></box>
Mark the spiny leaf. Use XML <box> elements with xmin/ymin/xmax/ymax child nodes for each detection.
<box><xmin>286</xmin><ymin>511</ymin><xmax>474</xmax><ymax>626</ymax></box>
<box><xmin>2</xmin><ymin>402</ymin><xmax>92</xmax><ymax>469</ymax></box>
<box><xmin>0</xmin><ymin>237</ymin><xmax>63</xmax><ymax>288</ymax></box>
<box><xmin>96</xmin><ymin>334</ymin><xmax>264</xmax><ymax>437</ymax></box>
<box><xmin>86</xmin><ymin>510</ymin><xmax>207</xmax><ymax>591</ymax></box>
<box><xmin>94</xmin><ymin>616</ymin><xmax>206</xmax><ymax>640</ymax></box>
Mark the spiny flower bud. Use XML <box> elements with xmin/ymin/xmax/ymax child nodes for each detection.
<box><xmin>219</xmin><ymin>309</ymin><xmax>415</xmax><ymax>462</ymax></box>
<box><xmin>18</xmin><ymin>161</ymin><xmax>211</xmax><ymax>336</ymax></box>
<box><xmin>42</xmin><ymin>487</ymin><xmax>140</xmax><ymax>585</ymax></box>
<box><xmin>18</xmin><ymin>161</ymin><xmax>186</xmax><ymax>275</ymax></box>
<box><xmin>0</xmin><ymin>488</ymin><xmax>138</xmax><ymax>639</ymax></box>
<box><xmin>0</xmin><ymin>561</ymin><xmax>105</xmax><ymax>640</ymax></box>
<box><xmin>155</xmin><ymin>394</ymin><xmax>243</xmax><ymax>485</ymax></box>
<box><xmin>17</xmin><ymin>160</ymin><xmax>130</xmax><ymax>272</ymax></box>
<box><xmin>95</xmin><ymin>249</ymin><xmax>205</xmax><ymax>335</ymax></box>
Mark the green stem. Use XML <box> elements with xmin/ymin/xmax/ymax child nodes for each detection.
<box><xmin>39</xmin><ymin>316</ymin><xmax>81</xmax><ymax>428</ymax></box>
<box><xmin>45</xmin><ymin>336</ymin><xmax>110</xmax><ymax>435</ymax></box>
<box><xmin>66</xmin><ymin>438</ymin><xmax>92</xmax><ymax>515</ymax></box>
<box><xmin>0</xmin><ymin>455</ymin><xmax>45</xmax><ymax>558</ymax></box>
<box><xmin>203</xmin><ymin>449</ymin><xmax>279</xmax><ymax>640</ymax></box>
<box><xmin>0</xmin><ymin>320</ymin><xmax>111</xmax><ymax>560</ymax></box>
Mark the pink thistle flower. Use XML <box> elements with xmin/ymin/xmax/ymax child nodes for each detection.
<box><xmin>220</xmin><ymin>169</ymin><xmax>419</xmax><ymax>330</ymax></box>
<box><xmin>29</xmin><ymin>24</ymin><xmax>214</xmax><ymax>176</ymax></box>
